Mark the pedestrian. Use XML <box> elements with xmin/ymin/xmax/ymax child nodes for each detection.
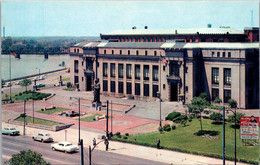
<box><xmin>104</xmin><ymin>138</ymin><xmax>109</xmax><ymax>151</ymax></box>
<box><xmin>157</xmin><ymin>138</ymin><xmax>160</xmax><ymax>149</ymax></box>
<box><xmin>93</xmin><ymin>138</ymin><xmax>96</xmax><ymax>147</ymax></box>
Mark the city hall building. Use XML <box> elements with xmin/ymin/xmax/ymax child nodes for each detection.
<box><xmin>70</xmin><ymin>27</ymin><xmax>259</xmax><ymax>109</ymax></box>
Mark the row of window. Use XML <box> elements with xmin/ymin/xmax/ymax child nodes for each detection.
<box><xmin>103</xmin><ymin>49</ymin><xmax>158</xmax><ymax>56</ymax></box>
<box><xmin>212</xmin><ymin>68</ymin><xmax>231</xmax><ymax>85</ymax></box>
<box><xmin>212</xmin><ymin>88</ymin><xmax>231</xmax><ymax>103</ymax></box>
<box><xmin>212</xmin><ymin>51</ymin><xmax>232</xmax><ymax>58</ymax></box>
<box><xmin>103</xmin><ymin>80</ymin><xmax>159</xmax><ymax>97</ymax></box>
<box><xmin>103</xmin><ymin>63</ymin><xmax>159</xmax><ymax>81</ymax></box>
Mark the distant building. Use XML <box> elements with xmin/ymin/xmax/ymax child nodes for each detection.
<box><xmin>70</xmin><ymin>27</ymin><xmax>259</xmax><ymax>109</ymax></box>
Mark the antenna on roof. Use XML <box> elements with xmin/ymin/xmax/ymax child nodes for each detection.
<box><xmin>251</xmin><ymin>10</ymin><xmax>254</xmax><ymax>27</ymax></box>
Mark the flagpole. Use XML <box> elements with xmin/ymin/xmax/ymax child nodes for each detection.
<box><xmin>9</xmin><ymin>51</ymin><xmax>12</xmax><ymax>102</ymax></box>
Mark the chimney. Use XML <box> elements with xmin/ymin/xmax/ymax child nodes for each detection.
<box><xmin>175</xmin><ymin>30</ymin><xmax>178</xmax><ymax>34</ymax></box>
<box><xmin>207</xmin><ymin>24</ymin><xmax>212</xmax><ymax>28</ymax></box>
<box><xmin>144</xmin><ymin>26</ymin><xmax>148</xmax><ymax>29</ymax></box>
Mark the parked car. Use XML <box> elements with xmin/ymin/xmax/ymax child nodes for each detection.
<box><xmin>32</xmin><ymin>132</ymin><xmax>53</xmax><ymax>142</ymax></box>
<box><xmin>2</xmin><ymin>127</ymin><xmax>20</xmax><ymax>135</ymax></box>
<box><xmin>38</xmin><ymin>76</ymin><xmax>45</xmax><ymax>80</ymax></box>
<box><xmin>15</xmin><ymin>81</ymin><xmax>22</xmax><ymax>85</ymax></box>
<box><xmin>37</xmin><ymin>84</ymin><xmax>46</xmax><ymax>88</ymax></box>
<box><xmin>3</xmin><ymin>82</ymin><xmax>12</xmax><ymax>87</ymax></box>
<box><xmin>51</xmin><ymin>141</ymin><xmax>79</xmax><ymax>153</ymax></box>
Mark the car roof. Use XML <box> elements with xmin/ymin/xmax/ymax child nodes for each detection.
<box><xmin>4</xmin><ymin>126</ymin><xmax>15</xmax><ymax>129</ymax></box>
<box><xmin>59</xmin><ymin>141</ymin><xmax>72</xmax><ymax>144</ymax></box>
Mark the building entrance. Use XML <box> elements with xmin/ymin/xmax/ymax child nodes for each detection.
<box><xmin>170</xmin><ymin>83</ymin><xmax>178</xmax><ymax>101</ymax></box>
<box><xmin>86</xmin><ymin>75</ymin><xmax>92</xmax><ymax>91</ymax></box>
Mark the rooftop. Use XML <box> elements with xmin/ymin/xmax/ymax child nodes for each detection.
<box><xmin>102</xmin><ymin>28</ymin><xmax>244</xmax><ymax>36</ymax></box>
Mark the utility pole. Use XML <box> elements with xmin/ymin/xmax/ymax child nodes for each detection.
<box><xmin>111</xmin><ymin>100</ymin><xmax>113</xmax><ymax>134</ymax></box>
<box><xmin>89</xmin><ymin>145</ymin><xmax>92</xmax><ymax>165</ymax></box>
<box><xmin>80</xmin><ymin>139</ymin><xmax>84</xmax><ymax>165</ymax></box>
<box><xmin>78</xmin><ymin>98</ymin><xmax>81</xmax><ymax>145</ymax></box>
<box><xmin>222</xmin><ymin>106</ymin><xmax>225</xmax><ymax>165</ymax></box>
<box><xmin>23</xmin><ymin>100</ymin><xmax>26</xmax><ymax>135</ymax></box>
<box><xmin>106</xmin><ymin>100</ymin><xmax>109</xmax><ymax>138</ymax></box>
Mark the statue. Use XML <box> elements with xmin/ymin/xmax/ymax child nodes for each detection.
<box><xmin>93</xmin><ymin>79</ymin><xmax>101</xmax><ymax>104</ymax></box>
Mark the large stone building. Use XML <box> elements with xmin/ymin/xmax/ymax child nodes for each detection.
<box><xmin>70</xmin><ymin>27</ymin><xmax>259</xmax><ymax>109</ymax></box>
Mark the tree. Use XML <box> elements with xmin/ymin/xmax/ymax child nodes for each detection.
<box><xmin>214</xmin><ymin>97</ymin><xmax>222</xmax><ymax>104</ymax></box>
<box><xmin>6</xmin><ymin>149</ymin><xmax>50</xmax><ymax>165</ymax></box>
<box><xmin>209</xmin><ymin>112</ymin><xmax>223</xmax><ymax>122</ymax></box>
<box><xmin>228</xmin><ymin>99</ymin><xmax>237</xmax><ymax>108</ymax></box>
<box><xmin>227</xmin><ymin>113</ymin><xmax>245</xmax><ymax>123</ymax></box>
<box><xmin>1</xmin><ymin>79</ymin><xmax>5</xmax><ymax>88</ymax></box>
<box><xmin>66</xmin><ymin>82</ymin><xmax>72</xmax><ymax>88</ymax></box>
<box><xmin>20</xmin><ymin>79</ymin><xmax>32</xmax><ymax>91</ymax></box>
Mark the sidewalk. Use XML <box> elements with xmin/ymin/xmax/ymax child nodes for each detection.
<box><xmin>2</xmin><ymin>122</ymin><xmax>247</xmax><ymax>165</ymax></box>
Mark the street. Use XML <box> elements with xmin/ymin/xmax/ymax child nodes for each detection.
<box><xmin>2</xmin><ymin>135</ymin><xmax>166</xmax><ymax>165</ymax></box>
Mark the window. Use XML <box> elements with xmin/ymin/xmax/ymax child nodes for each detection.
<box><xmin>224</xmin><ymin>90</ymin><xmax>231</xmax><ymax>103</ymax></box>
<box><xmin>228</xmin><ymin>52</ymin><xmax>231</xmax><ymax>58</ymax></box>
<box><xmin>224</xmin><ymin>68</ymin><xmax>231</xmax><ymax>85</ymax></box>
<box><xmin>212</xmin><ymin>88</ymin><xmax>219</xmax><ymax>101</ymax></box>
<box><xmin>126</xmin><ymin>64</ymin><xmax>132</xmax><ymax>79</ymax></box>
<box><xmin>143</xmin><ymin>65</ymin><xmax>149</xmax><ymax>80</ymax></box>
<box><xmin>163</xmin><ymin>66</ymin><xmax>165</xmax><ymax>71</ymax></box>
<box><xmin>74</xmin><ymin>76</ymin><xmax>79</xmax><ymax>84</ymax></box>
<box><xmin>77</xmin><ymin>49</ymin><xmax>79</xmax><ymax>53</ymax></box>
<box><xmin>135</xmin><ymin>65</ymin><xmax>140</xmax><ymax>79</ymax></box>
<box><xmin>154</xmin><ymin>51</ymin><xmax>157</xmax><ymax>56</ymax></box>
<box><xmin>118</xmin><ymin>64</ymin><xmax>124</xmax><ymax>78</ymax></box>
<box><xmin>163</xmin><ymin>84</ymin><xmax>166</xmax><ymax>89</ymax></box>
<box><xmin>135</xmin><ymin>83</ymin><xmax>140</xmax><ymax>95</ymax></box>
<box><xmin>145</xmin><ymin>51</ymin><xmax>148</xmax><ymax>56</ymax></box>
<box><xmin>153</xmin><ymin>85</ymin><xmax>159</xmax><ymax>97</ymax></box>
<box><xmin>104</xmin><ymin>50</ymin><xmax>106</xmax><ymax>54</ymax></box>
<box><xmin>212</xmin><ymin>52</ymin><xmax>215</xmax><ymax>56</ymax></box>
<box><xmin>127</xmin><ymin>82</ymin><xmax>132</xmax><ymax>94</ymax></box>
<box><xmin>103</xmin><ymin>63</ymin><xmax>108</xmax><ymax>77</ymax></box>
<box><xmin>74</xmin><ymin>49</ymin><xmax>76</xmax><ymax>53</ymax></box>
<box><xmin>103</xmin><ymin>80</ymin><xmax>108</xmax><ymax>91</ymax></box>
<box><xmin>128</xmin><ymin>50</ymin><xmax>130</xmax><ymax>55</ymax></box>
<box><xmin>185</xmin><ymin>86</ymin><xmax>188</xmax><ymax>92</ymax></box>
<box><xmin>153</xmin><ymin>65</ymin><xmax>158</xmax><ymax>81</ymax></box>
<box><xmin>111</xmin><ymin>81</ymin><xmax>115</xmax><ymax>92</ymax></box>
<box><xmin>82</xmin><ymin>77</ymin><xmax>84</xmax><ymax>81</ymax></box>
<box><xmin>217</xmin><ymin>52</ymin><xmax>220</xmax><ymax>57</ymax></box>
<box><xmin>112</xmin><ymin>50</ymin><xmax>114</xmax><ymax>54</ymax></box>
<box><xmin>74</xmin><ymin>60</ymin><xmax>79</xmax><ymax>73</ymax></box>
<box><xmin>120</xmin><ymin>50</ymin><xmax>122</xmax><ymax>55</ymax></box>
<box><xmin>118</xmin><ymin>82</ymin><xmax>123</xmax><ymax>93</ymax></box>
<box><xmin>110</xmin><ymin>63</ymin><xmax>115</xmax><ymax>77</ymax></box>
<box><xmin>223</xmin><ymin>52</ymin><xmax>226</xmax><ymax>57</ymax></box>
<box><xmin>136</xmin><ymin>50</ymin><xmax>139</xmax><ymax>55</ymax></box>
<box><xmin>212</xmin><ymin>68</ymin><xmax>219</xmax><ymax>84</ymax></box>
<box><xmin>144</xmin><ymin>84</ymin><xmax>149</xmax><ymax>96</ymax></box>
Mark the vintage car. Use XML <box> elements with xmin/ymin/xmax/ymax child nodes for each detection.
<box><xmin>2</xmin><ymin>127</ymin><xmax>20</xmax><ymax>135</ymax></box>
<box><xmin>32</xmin><ymin>132</ymin><xmax>53</xmax><ymax>142</ymax></box>
<box><xmin>51</xmin><ymin>141</ymin><xmax>79</xmax><ymax>153</ymax></box>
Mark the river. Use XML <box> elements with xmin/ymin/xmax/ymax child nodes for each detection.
<box><xmin>1</xmin><ymin>54</ymin><xmax>70</xmax><ymax>80</ymax></box>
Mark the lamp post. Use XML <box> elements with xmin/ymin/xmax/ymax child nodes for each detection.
<box><xmin>9</xmin><ymin>52</ymin><xmax>12</xmax><ymax>103</ymax></box>
<box><xmin>70</xmin><ymin>97</ymin><xmax>81</xmax><ymax>145</ymax></box>
<box><xmin>23</xmin><ymin>100</ymin><xmax>26</xmax><ymax>135</ymax></box>
<box><xmin>222</xmin><ymin>106</ymin><xmax>225</xmax><ymax>165</ymax></box>
<box><xmin>36</xmin><ymin>68</ymin><xmax>40</xmax><ymax>81</ymax></box>
<box><xmin>159</xmin><ymin>56</ymin><xmax>162</xmax><ymax>127</ymax></box>
<box><xmin>227</xmin><ymin>108</ymin><xmax>237</xmax><ymax>165</ymax></box>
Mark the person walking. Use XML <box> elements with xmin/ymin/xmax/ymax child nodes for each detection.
<box><xmin>157</xmin><ymin>138</ymin><xmax>160</xmax><ymax>149</ymax></box>
<box><xmin>105</xmin><ymin>138</ymin><xmax>109</xmax><ymax>151</ymax></box>
<box><xmin>93</xmin><ymin>138</ymin><xmax>96</xmax><ymax>147</ymax></box>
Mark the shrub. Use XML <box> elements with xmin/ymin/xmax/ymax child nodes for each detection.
<box><xmin>19</xmin><ymin>92</ymin><xmax>22</xmax><ymax>96</ymax></box>
<box><xmin>228</xmin><ymin>99</ymin><xmax>237</xmax><ymax>108</ymax></box>
<box><xmin>101</xmin><ymin>135</ymin><xmax>106</xmax><ymax>139</ymax></box>
<box><xmin>163</xmin><ymin>124</ymin><xmax>171</xmax><ymax>131</ymax></box>
<box><xmin>194</xmin><ymin>130</ymin><xmax>220</xmax><ymax>136</ymax></box>
<box><xmin>171</xmin><ymin>125</ymin><xmax>176</xmax><ymax>130</ymax></box>
<box><xmin>214</xmin><ymin>97</ymin><xmax>222</xmax><ymax>104</ymax></box>
<box><xmin>125</xmin><ymin>133</ymin><xmax>129</xmax><ymax>136</ymax></box>
<box><xmin>123</xmin><ymin>136</ymin><xmax>128</xmax><ymax>139</ymax></box>
<box><xmin>20</xmin><ymin>113</ymin><xmax>26</xmax><ymax>118</ymax></box>
<box><xmin>188</xmin><ymin>118</ymin><xmax>192</xmax><ymax>122</ymax></box>
<box><xmin>204</xmin><ymin>110</ymin><xmax>210</xmax><ymax>114</ymax></box>
<box><xmin>172</xmin><ymin>115</ymin><xmax>187</xmax><ymax>122</ymax></box>
<box><xmin>66</xmin><ymin>82</ymin><xmax>72</xmax><ymax>88</ymax></box>
<box><xmin>181</xmin><ymin>120</ymin><xmax>187</xmax><ymax>127</ymax></box>
<box><xmin>209</xmin><ymin>112</ymin><xmax>223</xmax><ymax>121</ymax></box>
<box><xmin>166</xmin><ymin>112</ymin><xmax>181</xmax><ymax>121</ymax></box>
<box><xmin>202</xmin><ymin>116</ymin><xmax>210</xmax><ymax>119</ymax></box>
<box><xmin>115</xmin><ymin>132</ymin><xmax>121</xmax><ymax>136</ymax></box>
<box><xmin>158</xmin><ymin>126</ymin><xmax>163</xmax><ymax>133</ymax></box>
<box><xmin>117</xmin><ymin>135</ymin><xmax>122</xmax><ymax>138</ymax></box>
<box><xmin>227</xmin><ymin>113</ymin><xmax>245</xmax><ymax>123</ymax></box>
<box><xmin>199</xmin><ymin>93</ymin><xmax>208</xmax><ymax>101</ymax></box>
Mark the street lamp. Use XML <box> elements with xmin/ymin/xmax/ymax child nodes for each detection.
<box><xmin>157</xmin><ymin>91</ymin><xmax>162</xmax><ymax>127</ymax></box>
<box><xmin>227</xmin><ymin>108</ymin><xmax>237</xmax><ymax>165</ymax></box>
<box><xmin>70</xmin><ymin>97</ymin><xmax>81</xmax><ymax>145</ymax></box>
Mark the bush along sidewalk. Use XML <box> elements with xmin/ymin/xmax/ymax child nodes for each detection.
<box><xmin>110</xmin><ymin>137</ymin><xmax>258</xmax><ymax>164</ymax></box>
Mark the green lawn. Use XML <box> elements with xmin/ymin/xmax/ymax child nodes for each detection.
<box><xmin>63</xmin><ymin>87</ymin><xmax>75</xmax><ymax>91</ymax></box>
<box><xmin>37</xmin><ymin>107</ymin><xmax>70</xmax><ymax>115</ymax></box>
<box><xmin>113</xmin><ymin>119</ymin><xmax>259</xmax><ymax>163</ymax></box>
<box><xmin>13</xmin><ymin>91</ymin><xmax>51</xmax><ymax>101</ymax></box>
<box><xmin>76</xmin><ymin>114</ymin><xmax>102</xmax><ymax>122</ymax></box>
<box><xmin>62</xmin><ymin>77</ymin><xmax>70</xmax><ymax>81</ymax></box>
<box><xmin>15</xmin><ymin>116</ymin><xmax>62</xmax><ymax>126</ymax></box>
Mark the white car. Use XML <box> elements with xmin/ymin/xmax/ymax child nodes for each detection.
<box><xmin>51</xmin><ymin>141</ymin><xmax>79</xmax><ymax>153</ymax></box>
<box><xmin>32</xmin><ymin>132</ymin><xmax>53</xmax><ymax>142</ymax></box>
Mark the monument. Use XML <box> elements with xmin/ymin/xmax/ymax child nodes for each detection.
<box><xmin>92</xmin><ymin>79</ymin><xmax>102</xmax><ymax>110</ymax></box>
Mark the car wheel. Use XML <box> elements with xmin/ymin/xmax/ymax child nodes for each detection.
<box><xmin>32</xmin><ymin>137</ymin><xmax>35</xmax><ymax>140</ymax></box>
<box><xmin>40</xmin><ymin>139</ymin><xmax>43</xmax><ymax>142</ymax></box>
<box><xmin>64</xmin><ymin>150</ymin><xmax>68</xmax><ymax>153</ymax></box>
<box><xmin>52</xmin><ymin>147</ymin><xmax>56</xmax><ymax>151</ymax></box>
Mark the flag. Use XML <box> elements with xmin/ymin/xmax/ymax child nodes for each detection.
<box><xmin>10</xmin><ymin>51</ymin><xmax>17</xmax><ymax>57</ymax></box>
<box><xmin>160</xmin><ymin>55</ymin><xmax>168</xmax><ymax>64</ymax></box>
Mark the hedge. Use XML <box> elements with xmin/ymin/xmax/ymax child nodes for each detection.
<box><xmin>166</xmin><ymin>112</ymin><xmax>181</xmax><ymax>121</ymax></box>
